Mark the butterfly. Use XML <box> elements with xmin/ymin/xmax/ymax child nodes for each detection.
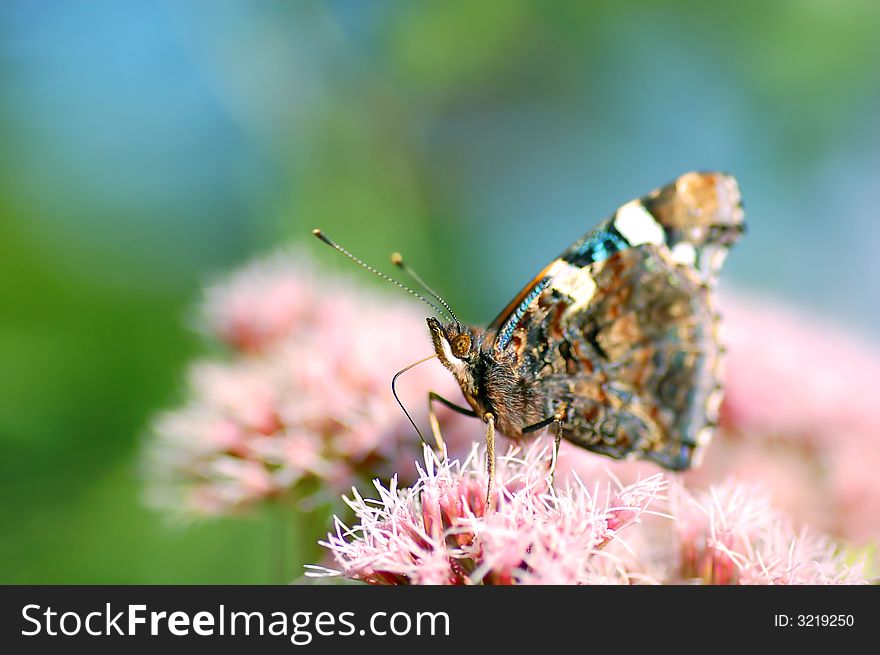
<box><xmin>315</xmin><ymin>171</ymin><xmax>744</xmax><ymax>505</ymax></box>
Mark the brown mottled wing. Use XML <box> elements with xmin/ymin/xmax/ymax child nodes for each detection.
<box><xmin>547</xmin><ymin>247</ymin><xmax>721</xmax><ymax>469</ymax></box>
<box><xmin>489</xmin><ymin>171</ymin><xmax>743</xmax><ymax>469</ymax></box>
<box><xmin>489</xmin><ymin>172</ymin><xmax>743</xmax><ymax>349</ymax></box>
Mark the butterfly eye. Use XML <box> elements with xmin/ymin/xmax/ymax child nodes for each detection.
<box><xmin>451</xmin><ymin>334</ymin><xmax>471</xmax><ymax>358</ymax></box>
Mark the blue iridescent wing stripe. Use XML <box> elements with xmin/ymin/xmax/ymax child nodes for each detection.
<box><xmin>563</xmin><ymin>222</ymin><xmax>630</xmax><ymax>267</ymax></box>
<box><xmin>490</xmin><ymin>220</ymin><xmax>633</xmax><ymax>350</ymax></box>
<box><xmin>494</xmin><ymin>276</ymin><xmax>553</xmax><ymax>349</ymax></box>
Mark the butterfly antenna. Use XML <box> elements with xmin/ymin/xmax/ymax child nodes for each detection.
<box><xmin>312</xmin><ymin>229</ymin><xmax>448</xmax><ymax>319</ymax></box>
<box><xmin>391</xmin><ymin>354</ymin><xmax>438</xmax><ymax>448</ymax></box>
<box><xmin>390</xmin><ymin>252</ymin><xmax>460</xmax><ymax>328</ymax></box>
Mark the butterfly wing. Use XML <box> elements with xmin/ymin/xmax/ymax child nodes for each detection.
<box><xmin>545</xmin><ymin>245</ymin><xmax>721</xmax><ymax>469</ymax></box>
<box><xmin>490</xmin><ymin>171</ymin><xmax>742</xmax><ymax>346</ymax></box>
<box><xmin>488</xmin><ymin>171</ymin><xmax>743</xmax><ymax>469</ymax></box>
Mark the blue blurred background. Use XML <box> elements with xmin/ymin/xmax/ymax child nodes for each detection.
<box><xmin>2</xmin><ymin>0</ymin><xmax>878</xmax><ymax>582</ymax></box>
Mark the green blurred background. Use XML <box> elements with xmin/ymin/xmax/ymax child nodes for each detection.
<box><xmin>2</xmin><ymin>0</ymin><xmax>879</xmax><ymax>583</ymax></box>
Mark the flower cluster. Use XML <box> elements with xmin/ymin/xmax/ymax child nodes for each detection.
<box><xmin>669</xmin><ymin>483</ymin><xmax>865</xmax><ymax>584</ymax></box>
<box><xmin>312</xmin><ymin>441</ymin><xmax>667</xmax><ymax>584</ymax></box>
<box><xmin>143</xmin><ymin>250</ymin><xmax>463</xmax><ymax>517</ymax></box>
<box><xmin>311</xmin><ymin>439</ymin><xmax>868</xmax><ymax>585</ymax></box>
<box><xmin>705</xmin><ymin>291</ymin><xmax>880</xmax><ymax>543</ymax></box>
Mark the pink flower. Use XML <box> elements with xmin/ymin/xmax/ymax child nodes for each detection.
<box><xmin>199</xmin><ymin>251</ymin><xmax>322</xmax><ymax>353</ymax></box>
<box><xmin>312</xmin><ymin>437</ymin><xmax>868</xmax><ymax>585</ymax></box>
<box><xmin>144</xmin><ymin>249</ymin><xmax>466</xmax><ymax>517</ymax></box>
<box><xmin>312</xmin><ymin>439</ymin><xmax>669</xmax><ymax>585</ymax></box>
<box><xmin>685</xmin><ymin>291</ymin><xmax>880</xmax><ymax>543</ymax></box>
<box><xmin>718</xmin><ymin>291</ymin><xmax>880</xmax><ymax>439</ymax></box>
<box><xmin>669</xmin><ymin>482</ymin><xmax>866</xmax><ymax>585</ymax></box>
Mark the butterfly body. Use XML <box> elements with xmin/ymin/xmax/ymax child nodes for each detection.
<box><xmin>429</xmin><ymin>172</ymin><xmax>744</xmax><ymax>470</ymax></box>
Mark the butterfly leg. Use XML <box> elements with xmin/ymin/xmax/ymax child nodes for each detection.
<box><xmin>485</xmin><ymin>412</ymin><xmax>496</xmax><ymax>512</ymax></box>
<box><xmin>548</xmin><ymin>420</ymin><xmax>563</xmax><ymax>487</ymax></box>
<box><xmin>522</xmin><ymin>404</ymin><xmax>567</xmax><ymax>487</ymax></box>
<box><xmin>427</xmin><ymin>391</ymin><xmax>477</xmax><ymax>453</ymax></box>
